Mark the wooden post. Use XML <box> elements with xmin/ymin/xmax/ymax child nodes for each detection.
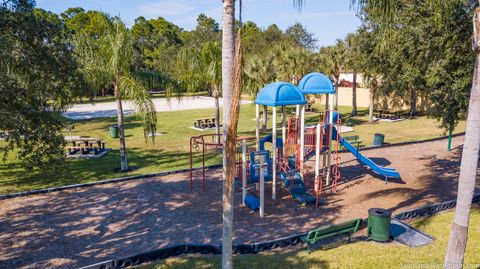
<box><xmin>282</xmin><ymin>106</ymin><xmax>286</xmax><ymax>158</ymax></box>
<box><xmin>259</xmin><ymin>154</ymin><xmax>265</xmax><ymax>217</ymax></box>
<box><xmin>300</xmin><ymin>105</ymin><xmax>305</xmax><ymax>180</ymax></box>
<box><xmin>272</xmin><ymin>106</ymin><xmax>277</xmax><ymax>200</ymax></box>
<box><xmin>242</xmin><ymin>139</ymin><xmax>247</xmax><ymax>205</ymax></box>
<box><xmin>255</xmin><ymin>104</ymin><xmax>260</xmax><ymax>150</ymax></box>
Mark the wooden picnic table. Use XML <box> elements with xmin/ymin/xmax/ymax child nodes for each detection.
<box><xmin>193</xmin><ymin>117</ymin><xmax>217</xmax><ymax>129</ymax></box>
<box><xmin>65</xmin><ymin>136</ymin><xmax>106</xmax><ymax>155</ymax></box>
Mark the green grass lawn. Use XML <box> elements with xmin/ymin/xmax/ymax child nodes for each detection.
<box><xmin>140</xmin><ymin>208</ymin><xmax>480</xmax><ymax>269</ymax></box>
<box><xmin>0</xmin><ymin>104</ymin><xmax>466</xmax><ymax>194</ymax></box>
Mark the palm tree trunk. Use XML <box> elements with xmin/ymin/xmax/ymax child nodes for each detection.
<box><xmin>214</xmin><ymin>84</ymin><xmax>221</xmax><ymax>143</ymax></box>
<box><xmin>409</xmin><ymin>87</ymin><xmax>417</xmax><ymax>116</ymax></box>
<box><xmin>444</xmin><ymin>8</ymin><xmax>480</xmax><ymax>266</ymax></box>
<box><xmin>221</xmin><ymin>1</ymin><xmax>235</xmax><ymax>268</ymax></box>
<box><xmin>352</xmin><ymin>72</ymin><xmax>357</xmax><ymax>116</ymax></box>
<box><xmin>114</xmin><ymin>83</ymin><xmax>128</xmax><ymax>172</ymax></box>
<box><xmin>368</xmin><ymin>83</ymin><xmax>376</xmax><ymax>123</ymax></box>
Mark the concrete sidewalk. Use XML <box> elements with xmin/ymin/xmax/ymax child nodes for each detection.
<box><xmin>63</xmin><ymin>96</ymin><xmax>253</xmax><ymax>120</ymax></box>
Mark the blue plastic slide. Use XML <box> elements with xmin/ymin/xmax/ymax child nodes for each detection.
<box><xmin>338</xmin><ymin>136</ymin><xmax>401</xmax><ymax>179</ymax></box>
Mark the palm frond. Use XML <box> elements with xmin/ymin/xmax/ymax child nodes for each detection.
<box><xmin>293</xmin><ymin>0</ymin><xmax>305</xmax><ymax>11</ymax></box>
<box><xmin>120</xmin><ymin>76</ymin><xmax>157</xmax><ymax>141</ymax></box>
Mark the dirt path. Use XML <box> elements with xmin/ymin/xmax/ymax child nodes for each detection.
<box><xmin>0</xmin><ymin>135</ymin><xmax>478</xmax><ymax>268</ymax></box>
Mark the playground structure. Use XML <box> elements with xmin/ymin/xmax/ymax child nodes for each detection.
<box><xmin>189</xmin><ymin>72</ymin><xmax>401</xmax><ymax>216</ymax></box>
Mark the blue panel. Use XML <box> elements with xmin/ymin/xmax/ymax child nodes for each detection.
<box><xmin>255</xmin><ymin>82</ymin><xmax>307</xmax><ymax>107</ymax></box>
<box><xmin>298</xmin><ymin>73</ymin><xmax>335</xmax><ymax>95</ymax></box>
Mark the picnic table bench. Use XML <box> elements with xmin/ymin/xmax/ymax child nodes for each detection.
<box><xmin>193</xmin><ymin>117</ymin><xmax>217</xmax><ymax>129</ymax></box>
<box><xmin>65</xmin><ymin>137</ymin><xmax>106</xmax><ymax>155</ymax></box>
<box><xmin>303</xmin><ymin>218</ymin><xmax>363</xmax><ymax>253</ymax></box>
<box><xmin>374</xmin><ymin>109</ymin><xmax>405</xmax><ymax>120</ymax></box>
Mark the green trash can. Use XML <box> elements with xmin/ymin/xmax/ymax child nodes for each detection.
<box><xmin>109</xmin><ymin>125</ymin><xmax>119</xmax><ymax>138</ymax></box>
<box><xmin>367</xmin><ymin>208</ymin><xmax>391</xmax><ymax>242</ymax></box>
<box><xmin>373</xmin><ymin>133</ymin><xmax>385</xmax><ymax>146</ymax></box>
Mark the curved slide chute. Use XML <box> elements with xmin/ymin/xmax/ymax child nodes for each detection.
<box><xmin>337</xmin><ymin>135</ymin><xmax>401</xmax><ymax>179</ymax></box>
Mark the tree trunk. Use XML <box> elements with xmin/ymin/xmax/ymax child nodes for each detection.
<box><xmin>444</xmin><ymin>8</ymin><xmax>480</xmax><ymax>267</ymax></box>
<box><xmin>262</xmin><ymin>105</ymin><xmax>267</xmax><ymax>131</ymax></box>
<box><xmin>352</xmin><ymin>72</ymin><xmax>357</xmax><ymax>116</ymax></box>
<box><xmin>221</xmin><ymin>1</ymin><xmax>235</xmax><ymax>268</ymax></box>
<box><xmin>214</xmin><ymin>85</ymin><xmax>221</xmax><ymax>143</ymax></box>
<box><xmin>409</xmin><ymin>87</ymin><xmax>417</xmax><ymax>116</ymax></box>
<box><xmin>114</xmin><ymin>83</ymin><xmax>128</xmax><ymax>172</ymax></box>
<box><xmin>368</xmin><ymin>80</ymin><xmax>376</xmax><ymax>123</ymax></box>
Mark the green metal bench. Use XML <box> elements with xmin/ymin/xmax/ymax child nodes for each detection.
<box><xmin>303</xmin><ymin>218</ymin><xmax>362</xmax><ymax>253</ymax></box>
<box><xmin>343</xmin><ymin>135</ymin><xmax>361</xmax><ymax>148</ymax></box>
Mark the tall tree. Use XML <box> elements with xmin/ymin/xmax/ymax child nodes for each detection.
<box><xmin>130</xmin><ymin>16</ymin><xmax>183</xmax><ymax>74</ymax></box>
<box><xmin>75</xmin><ymin>17</ymin><xmax>157</xmax><ymax>172</ymax></box>
<box><xmin>286</xmin><ymin>22</ymin><xmax>317</xmax><ymax>50</ymax></box>
<box><xmin>274</xmin><ymin>44</ymin><xmax>317</xmax><ymax>84</ymax></box>
<box><xmin>221</xmin><ymin>0</ymin><xmax>236</xmax><ymax>268</ymax></box>
<box><xmin>356</xmin><ymin>0</ymin><xmax>477</xmax><ymax>267</ymax></box>
<box><xmin>345</xmin><ymin>32</ymin><xmax>363</xmax><ymax>116</ymax></box>
<box><xmin>444</xmin><ymin>2</ymin><xmax>479</xmax><ymax>267</ymax></box>
<box><xmin>0</xmin><ymin>1</ymin><xmax>83</xmax><ymax>169</ymax></box>
<box><xmin>177</xmin><ymin>41</ymin><xmax>222</xmax><ymax>140</ymax></box>
<box><xmin>318</xmin><ymin>40</ymin><xmax>347</xmax><ymax>110</ymax></box>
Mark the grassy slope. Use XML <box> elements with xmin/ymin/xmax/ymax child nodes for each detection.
<box><xmin>0</xmin><ymin>104</ymin><xmax>466</xmax><ymax>194</ymax></box>
<box><xmin>143</xmin><ymin>208</ymin><xmax>480</xmax><ymax>269</ymax></box>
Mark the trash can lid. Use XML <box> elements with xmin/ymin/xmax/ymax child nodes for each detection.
<box><xmin>374</xmin><ymin>133</ymin><xmax>385</xmax><ymax>137</ymax></box>
<box><xmin>368</xmin><ymin>208</ymin><xmax>391</xmax><ymax>217</ymax></box>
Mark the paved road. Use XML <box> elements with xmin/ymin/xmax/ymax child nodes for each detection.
<box><xmin>63</xmin><ymin>96</ymin><xmax>252</xmax><ymax>120</ymax></box>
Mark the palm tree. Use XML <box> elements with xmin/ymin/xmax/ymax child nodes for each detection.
<box><xmin>178</xmin><ymin>41</ymin><xmax>222</xmax><ymax>140</ymax></box>
<box><xmin>244</xmin><ymin>53</ymin><xmax>276</xmax><ymax>96</ymax></box>
<box><xmin>296</xmin><ymin>1</ymin><xmax>480</xmax><ymax>268</ymax></box>
<box><xmin>318</xmin><ymin>40</ymin><xmax>346</xmax><ymax>110</ymax></box>
<box><xmin>200</xmin><ymin>42</ymin><xmax>222</xmax><ymax>141</ymax></box>
<box><xmin>221</xmin><ymin>0</ymin><xmax>236</xmax><ymax>268</ymax></box>
<box><xmin>244</xmin><ymin>53</ymin><xmax>276</xmax><ymax>131</ymax></box>
<box><xmin>346</xmin><ymin>32</ymin><xmax>362</xmax><ymax>116</ymax></box>
<box><xmin>76</xmin><ymin>18</ymin><xmax>157</xmax><ymax>172</ymax></box>
<box><xmin>274</xmin><ymin>44</ymin><xmax>316</xmax><ymax>84</ymax></box>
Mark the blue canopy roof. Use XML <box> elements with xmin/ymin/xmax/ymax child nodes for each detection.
<box><xmin>255</xmin><ymin>82</ymin><xmax>307</xmax><ymax>107</ymax></box>
<box><xmin>298</xmin><ymin>72</ymin><xmax>335</xmax><ymax>94</ymax></box>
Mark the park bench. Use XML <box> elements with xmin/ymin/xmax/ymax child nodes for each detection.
<box><xmin>343</xmin><ymin>135</ymin><xmax>361</xmax><ymax>148</ymax></box>
<box><xmin>303</xmin><ymin>218</ymin><xmax>363</xmax><ymax>253</ymax></box>
<box><xmin>193</xmin><ymin>117</ymin><xmax>217</xmax><ymax>129</ymax></box>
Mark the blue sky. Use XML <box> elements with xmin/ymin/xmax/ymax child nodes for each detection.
<box><xmin>36</xmin><ymin>0</ymin><xmax>362</xmax><ymax>47</ymax></box>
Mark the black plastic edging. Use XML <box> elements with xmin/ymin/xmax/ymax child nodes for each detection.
<box><xmin>394</xmin><ymin>192</ymin><xmax>480</xmax><ymax>220</ymax></box>
<box><xmin>79</xmin><ymin>193</ymin><xmax>480</xmax><ymax>269</ymax></box>
<box><xmin>78</xmin><ymin>232</ymin><xmax>308</xmax><ymax>269</ymax></box>
<box><xmin>1</xmin><ymin>132</ymin><xmax>466</xmax><ymax>201</ymax></box>
<box><xmin>0</xmin><ymin>164</ymin><xmax>223</xmax><ymax>201</ymax></box>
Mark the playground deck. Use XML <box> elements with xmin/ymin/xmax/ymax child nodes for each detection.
<box><xmin>0</xmin><ymin>135</ymin><xmax>479</xmax><ymax>269</ymax></box>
